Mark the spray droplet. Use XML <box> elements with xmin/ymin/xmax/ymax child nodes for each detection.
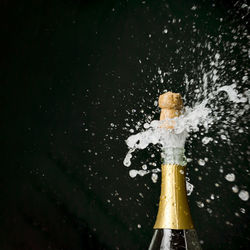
<box><xmin>232</xmin><ymin>185</ymin><xmax>239</xmax><ymax>193</ymax></box>
<box><xmin>163</xmin><ymin>28</ymin><xmax>168</xmax><ymax>34</ymax></box>
<box><xmin>151</xmin><ymin>173</ymin><xmax>158</xmax><ymax>183</ymax></box>
<box><xmin>196</xmin><ymin>201</ymin><xmax>204</xmax><ymax>208</ymax></box>
<box><xmin>207</xmin><ymin>208</ymin><xmax>213</xmax><ymax>214</ymax></box>
<box><xmin>186</xmin><ymin>181</ymin><xmax>194</xmax><ymax>196</ymax></box>
<box><xmin>202</xmin><ymin>137</ymin><xmax>213</xmax><ymax>145</ymax></box>
<box><xmin>215</xmin><ymin>53</ymin><xmax>220</xmax><ymax>60</ymax></box>
<box><xmin>238</xmin><ymin>190</ymin><xmax>249</xmax><ymax>201</ymax></box>
<box><xmin>129</xmin><ymin>170</ymin><xmax>137</xmax><ymax>178</ymax></box>
<box><xmin>240</xmin><ymin>208</ymin><xmax>246</xmax><ymax>214</ymax></box>
<box><xmin>225</xmin><ymin>173</ymin><xmax>235</xmax><ymax>182</ymax></box>
<box><xmin>198</xmin><ymin>159</ymin><xmax>205</xmax><ymax>166</ymax></box>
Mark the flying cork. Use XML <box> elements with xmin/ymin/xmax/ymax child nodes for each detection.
<box><xmin>158</xmin><ymin>92</ymin><xmax>183</xmax><ymax>129</ymax></box>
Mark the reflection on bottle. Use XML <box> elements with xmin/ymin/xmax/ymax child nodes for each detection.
<box><xmin>149</xmin><ymin>229</ymin><xmax>201</xmax><ymax>250</ymax></box>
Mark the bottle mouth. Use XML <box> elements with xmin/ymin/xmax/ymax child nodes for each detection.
<box><xmin>161</xmin><ymin>147</ymin><xmax>187</xmax><ymax>166</ymax></box>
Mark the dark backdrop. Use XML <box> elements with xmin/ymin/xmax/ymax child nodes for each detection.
<box><xmin>1</xmin><ymin>0</ymin><xmax>249</xmax><ymax>249</ymax></box>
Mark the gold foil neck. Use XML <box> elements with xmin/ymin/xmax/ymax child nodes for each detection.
<box><xmin>153</xmin><ymin>164</ymin><xmax>194</xmax><ymax>229</ymax></box>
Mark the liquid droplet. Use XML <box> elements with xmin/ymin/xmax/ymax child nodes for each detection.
<box><xmin>232</xmin><ymin>185</ymin><xmax>239</xmax><ymax>193</ymax></box>
<box><xmin>238</xmin><ymin>190</ymin><xmax>249</xmax><ymax>201</ymax></box>
<box><xmin>129</xmin><ymin>170</ymin><xmax>137</xmax><ymax>178</ymax></box>
<box><xmin>151</xmin><ymin>173</ymin><xmax>158</xmax><ymax>183</ymax></box>
<box><xmin>225</xmin><ymin>173</ymin><xmax>235</xmax><ymax>182</ymax></box>
<box><xmin>198</xmin><ymin>159</ymin><xmax>205</xmax><ymax>166</ymax></box>
<box><xmin>196</xmin><ymin>201</ymin><xmax>204</xmax><ymax>208</ymax></box>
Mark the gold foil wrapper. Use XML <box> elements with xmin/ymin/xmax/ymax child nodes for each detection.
<box><xmin>153</xmin><ymin>164</ymin><xmax>194</xmax><ymax>229</ymax></box>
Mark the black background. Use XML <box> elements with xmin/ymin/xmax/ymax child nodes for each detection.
<box><xmin>1</xmin><ymin>0</ymin><xmax>249</xmax><ymax>249</ymax></box>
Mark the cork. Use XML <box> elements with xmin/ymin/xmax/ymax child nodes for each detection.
<box><xmin>158</xmin><ymin>92</ymin><xmax>183</xmax><ymax>129</ymax></box>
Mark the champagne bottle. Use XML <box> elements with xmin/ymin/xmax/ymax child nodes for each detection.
<box><xmin>149</xmin><ymin>92</ymin><xmax>202</xmax><ymax>250</ymax></box>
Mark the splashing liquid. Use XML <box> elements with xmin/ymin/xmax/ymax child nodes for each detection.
<box><xmin>123</xmin><ymin>82</ymin><xmax>249</xmax><ymax>200</ymax></box>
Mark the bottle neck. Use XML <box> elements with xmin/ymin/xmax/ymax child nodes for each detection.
<box><xmin>161</xmin><ymin>147</ymin><xmax>187</xmax><ymax>166</ymax></box>
<box><xmin>153</xmin><ymin>147</ymin><xmax>194</xmax><ymax>230</ymax></box>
